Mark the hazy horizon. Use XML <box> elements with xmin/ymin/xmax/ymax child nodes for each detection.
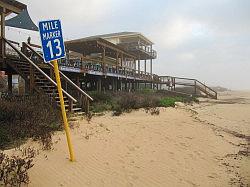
<box><xmin>5</xmin><ymin>0</ymin><xmax>250</xmax><ymax>90</ymax></box>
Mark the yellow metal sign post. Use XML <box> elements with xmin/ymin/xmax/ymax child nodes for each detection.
<box><xmin>39</xmin><ymin>20</ymin><xmax>75</xmax><ymax>161</ymax></box>
<box><xmin>52</xmin><ymin>60</ymin><xmax>75</xmax><ymax>162</ymax></box>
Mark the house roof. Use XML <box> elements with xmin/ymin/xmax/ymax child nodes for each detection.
<box><xmin>83</xmin><ymin>32</ymin><xmax>137</xmax><ymax>40</ymax></box>
<box><xmin>71</xmin><ymin>32</ymin><xmax>154</xmax><ymax>45</ymax></box>
<box><xmin>65</xmin><ymin>37</ymin><xmax>136</xmax><ymax>59</ymax></box>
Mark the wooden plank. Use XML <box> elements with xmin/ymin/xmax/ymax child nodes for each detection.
<box><xmin>0</xmin><ymin>1</ymin><xmax>25</xmax><ymax>14</ymax></box>
<box><xmin>1</xmin><ymin>8</ymin><xmax>6</xmax><ymax>58</ymax></box>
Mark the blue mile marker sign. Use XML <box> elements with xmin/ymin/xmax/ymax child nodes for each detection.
<box><xmin>38</xmin><ymin>19</ymin><xmax>65</xmax><ymax>62</ymax></box>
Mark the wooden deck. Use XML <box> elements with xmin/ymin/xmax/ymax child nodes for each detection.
<box><xmin>0</xmin><ymin>37</ymin><xmax>217</xmax><ymax>107</ymax></box>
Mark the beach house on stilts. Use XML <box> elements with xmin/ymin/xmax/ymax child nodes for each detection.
<box><xmin>0</xmin><ymin>0</ymin><xmax>217</xmax><ymax>113</ymax></box>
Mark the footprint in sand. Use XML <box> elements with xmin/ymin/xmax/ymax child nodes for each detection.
<box><xmin>207</xmin><ymin>172</ymin><xmax>219</xmax><ymax>179</ymax></box>
<box><xmin>127</xmin><ymin>182</ymin><xmax>134</xmax><ymax>187</ymax></box>
<box><xmin>185</xmin><ymin>136</ymin><xmax>193</xmax><ymax>140</ymax></box>
<box><xmin>119</xmin><ymin>159</ymin><xmax>125</xmax><ymax>164</ymax></box>
<box><xmin>134</xmin><ymin>165</ymin><xmax>140</xmax><ymax>169</ymax></box>
<box><xmin>194</xmin><ymin>150</ymin><xmax>201</xmax><ymax>156</ymax></box>
<box><xmin>180</xmin><ymin>142</ymin><xmax>189</xmax><ymax>148</ymax></box>
<box><xmin>130</xmin><ymin>175</ymin><xmax>139</xmax><ymax>180</ymax></box>
<box><xmin>127</xmin><ymin>146</ymin><xmax>136</xmax><ymax>152</ymax></box>
<box><xmin>104</xmin><ymin>162</ymin><xmax>109</xmax><ymax>166</ymax></box>
<box><xmin>188</xmin><ymin>153</ymin><xmax>194</xmax><ymax>158</ymax></box>
<box><xmin>184</xmin><ymin>179</ymin><xmax>199</xmax><ymax>187</ymax></box>
<box><xmin>169</xmin><ymin>151</ymin><xmax>174</xmax><ymax>155</ymax></box>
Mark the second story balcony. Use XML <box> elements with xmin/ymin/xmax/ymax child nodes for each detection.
<box><xmin>118</xmin><ymin>41</ymin><xmax>157</xmax><ymax>60</ymax></box>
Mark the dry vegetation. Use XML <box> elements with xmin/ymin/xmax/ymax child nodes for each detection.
<box><xmin>0</xmin><ymin>94</ymin><xmax>62</xmax><ymax>185</ymax></box>
<box><xmin>0</xmin><ymin>94</ymin><xmax>61</xmax><ymax>150</ymax></box>
<box><xmin>0</xmin><ymin>150</ymin><xmax>34</xmax><ymax>186</ymax></box>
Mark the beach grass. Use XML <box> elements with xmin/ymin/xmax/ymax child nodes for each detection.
<box><xmin>89</xmin><ymin>90</ymin><xmax>197</xmax><ymax>114</ymax></box>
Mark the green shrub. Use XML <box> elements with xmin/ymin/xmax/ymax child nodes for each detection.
<box><xmin>139</xmin><ymin>88</ymin><xmax>155</xmax><ymax>94</ymax></box>
<box><xmin>90</xmin><ymin>102</ymin><xmax>112</xmax><ymax>113</ymax></box>
<box><xmin>89</xmin><ymin>91</ymin><xmax>195</xmax><ymax>115</ymax></box>
<box><xmin>159</xmin><ymin>97</ymin><xmax>184</xmax><ymax>107</ymax></box>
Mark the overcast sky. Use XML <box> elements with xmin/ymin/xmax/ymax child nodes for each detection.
<box><xmin>6</xmin><ymin>0</ymin><xmax>250</xmax><ymax>90</ymax></box>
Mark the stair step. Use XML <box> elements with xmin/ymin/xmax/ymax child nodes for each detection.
<box><xmin>19</xmin><ymin>66</ymin><xmax>29</xmax><ymax>70</ymax></box>
<box><xmin>17</xmin><ymin>64</ymin><xmax>30</xmax><ymax>67</ymax></box>
<box><xmin>19</xmin><ymin>68</ymin><xmax>30</xmax><ymax>72</ymax></box>
<box><xmin>37</xmin><ymin>78</ymin><xmax>48</xmax><ymax>81</ymax></box>
<box><xmin>44</xmin><ymin>90</ymin><xmax>57</xmax><ymax>93</ymax></box>
<box><xmin>64</xmin><ymin>108</ymin><xmax>82</xmax><ymax>112</ymax></box>
<box><xmin>40</xmin><ymin>85</ymin><xmax>55</xmax><ymax>88</ymax></box>
<box><xmin>56</xmin><ymin>98</ymin><xmax>68</xmax><ymax>102</ymax></box>
<box><xmin>35</xmin><ymin>81</ymin><xmax>49</xmax><ymax>85</ymax></box>
<box><xmin>55</xmin><ymin>96</ymin><xmax>67</xmax><ymax>100</ymax></box>
<box><xmin>56</xmin><ymin>100</ymin><xmax>69</xmax><ymax>104</ymax></box>
<box><xmin>21</xmin><ymin>70</ymin><xmax>30</xmax><ymax>73</ymax></box>
<box><xmin>72</xmin><ymin>107</ymin><xmax>82</xmax><ymax>112</ymax></box>
<box><xmin>18</xmin><ymin>67</ymin><xmax>30</xmax><ymax>71</ymax></box>
<box><xmin>20</xmin><ymin>71</ymin><xmax>29</xmax><ymax>74</ymax></box>
<box><xmin>72</xmin><ymin>111</ymin><xmax>85</xmax><ymax>115</ymax></box>
<box><xmin>35</xmin><ymin>79</ymin><xmax>49</xmax><ymax>82</ymax></box>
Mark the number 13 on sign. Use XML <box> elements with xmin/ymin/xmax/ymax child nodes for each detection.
<box><xmin>46</xmin><ymin>39</ymin><xmax>62</xmax><ymax>59</ymax></box>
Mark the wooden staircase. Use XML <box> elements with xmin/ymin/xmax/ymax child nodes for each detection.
<box><xmin>159</xmin><ymin>76</ymin><xmax>217</xmax><ymax>99</ymax></box>
<box><xmin>2</xmin><ymin>37</ymin><xmax>93</xmax><ymax>113</ymax></box>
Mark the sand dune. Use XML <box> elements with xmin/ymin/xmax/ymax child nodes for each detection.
<box><xmin>4</xmin><ymin>91</ymin><xmax>250</xmax><ymax>186</ymax></box>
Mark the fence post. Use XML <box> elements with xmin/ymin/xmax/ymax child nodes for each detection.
<box><xmin>21</xmin><ymin>42</ymin><xmax>26</xmax><ymax>54</ymax></box>
<box><xmin>1</xmin><ymin>8</ymin><xmax>6</xmax><ymax>59</ymax></box>
<box><xmin>85</xmin><ymin>96</ymin><xmax>89</xmax><ymax>114</ymax></box>
<box><xmin>30</xmin><ymin>64</ymin><xmax>35</xmax><ymax>93</ymax></box>
<box><xmin>69</xmin><ymin>99</ymin><xmax>73</xmax><ymax>112</ymax></box>
<box><xmin>194</xmin><ymin>80</ymin><xmax>197</xmax><ymax>95</ymax></box>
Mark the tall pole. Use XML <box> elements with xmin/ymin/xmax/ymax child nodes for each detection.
<box><xmin>116</xmin><ymin>51</ymin><xmax>119</xmax><ymax>74</ymax></box>
<box><xmin>53</xmin><ymin>60</ymin><xmax>75</xmax><ymax>162</ymax></box>
<box><xmin>150</xmin><ymin>58</ymin><xmax>152</xmax><ymax>75</ymax></box>
<box><xmin>102</xmin><ymin>47</ymin><xmax>106</xmax><ymax>73</ymax></box>
<box><xmin>150</xmin><ymin>58</ymin><xmax>153</xmax><ymax>89</ymax></box>
<box><xmin>1</xmin><ymin>8</ymin><xmax>6</xmax><ymax>59</ymax></box>
<box><xmin>138</xmin><ymin>59</ymin><xmax>140</xmax><ymax>74</ymax></box>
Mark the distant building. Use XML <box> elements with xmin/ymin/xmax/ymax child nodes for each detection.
<box><xmin>65</xmin><ymin>32</ymin><xmax>156</xmax><ymax>74</ymax></box>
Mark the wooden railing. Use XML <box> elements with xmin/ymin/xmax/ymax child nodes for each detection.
<box><xmin>159</xmin><ymin>75</ymin><xmax>217</xmax><ymax>99</ymax></box>
<box><xmin>1</xmin><ymin>38</ymin><xmax>161</xmax><ymax>86</ymax></box>
<box><xmin>20</xmin><ymin>42</ymin><xmax>159</xmax><ymax>82</ymax></box>
<box><xmin>22</xmin><ymin>42</ymin><xmax>93</xmax><ymax>113</ymax></box>
<box><xmin>118</xmin><ymin>42</ymin><xmax>157</xmax><ymax>58</ymax></box>
<box><xmin>195</xmin><ymin>79</ymin><xmax>217</xmax><ymax>99</ymax></box>
<box><xmin>2</xmin><ymin>37</ymin><xmax>77</xmax><ymax>103</ymax></box>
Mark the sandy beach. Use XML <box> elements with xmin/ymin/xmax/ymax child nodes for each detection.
<box><xmin>5</xmin><ymin>91</ymin><xmax>250</xmax><ymax>187</ymax></box>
